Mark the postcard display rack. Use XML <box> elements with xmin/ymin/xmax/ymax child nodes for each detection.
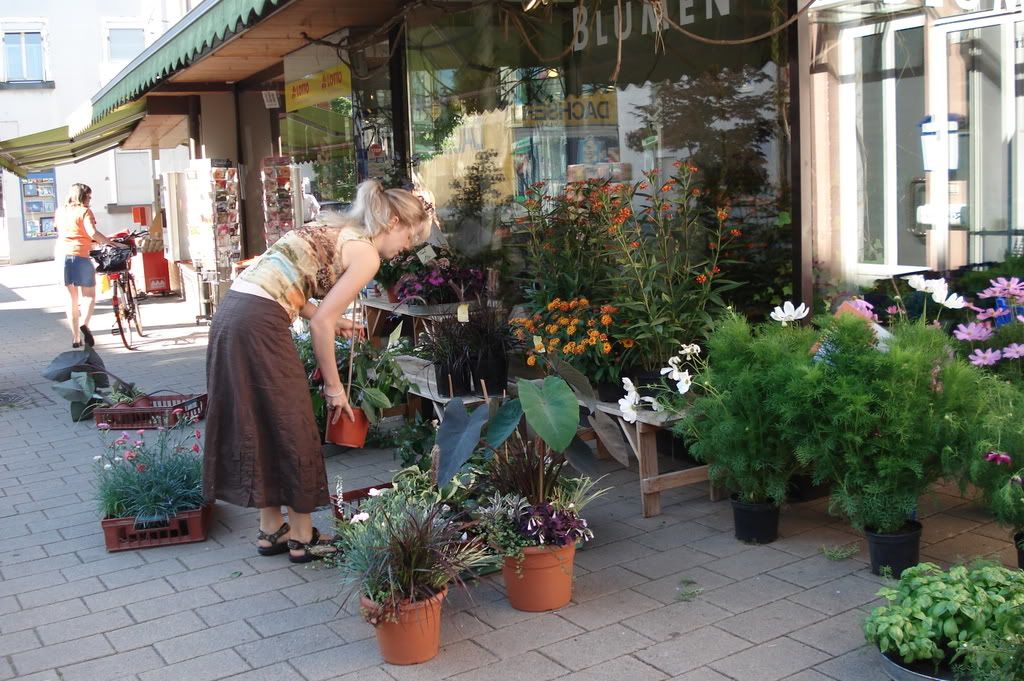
<box><xmin>261</xmin><ymin>157</ymin><xmax>300</xmax><ymax>247</ymax></box>
<box><xmin>184</xmin><ymin>159</ymin><xmax>240</xmax><ymax>320</ymax></box>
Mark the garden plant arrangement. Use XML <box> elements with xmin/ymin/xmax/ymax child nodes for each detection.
<box><xmin>93</xmin><ymin>416</ymin><xmax>209</xmax><ymax>551</ymax></box>
<box><xmin>864</xmin><ymin>562</ymin><xmax>1024</xmax><ymax>681</ymax></box>
<box><xmin>334</xmin><ymin>478</ymin><xmax>495</xmax><ymax>665</ymax></box>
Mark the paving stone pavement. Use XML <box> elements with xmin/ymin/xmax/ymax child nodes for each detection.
<box><xmin>1</xmin><ymin>261</ymin><xmax>1019</xmax><ymax>681</ymax></box>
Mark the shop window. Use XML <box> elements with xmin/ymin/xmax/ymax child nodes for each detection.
<box><xmin>107</xmin><ymin>27</ymin><xmax>145</xmax><ymax>63</ymax></box>
<box><xmin>406</xmin><ymin>0</ymin><xmax>794</xmax><ymax>306</ymax></box>
<box><xmin>3</xmin><ymin>31</ymin><xmax>45</xmax><ymax>81</ymax></box>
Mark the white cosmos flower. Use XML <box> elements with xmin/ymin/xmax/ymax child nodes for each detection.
<box><xmin>676</xmin><ymin>370</ymin><xmax>693</xmax><ymax>395</ymax></box>
<box><xmin>349</xmin><ymin>512</ymin><xmax>370</xmax><ymax>524</ymax></box>
<box><xmin>770</xmin><ymin>301</ymin><xmax>809</xmax><ymax>326</ymax></box>
<box><xmin>93</xmin><ymin>455</ymin><xmax>102</xmax><ymax>461</ymax></box>
<box><xmin>660</xmin><ymin>356</ymin><xmax>687</xmax><ymax>382</ymax></box>
<box><xmin>905</xmin><ymin>274</ymin><xmax>928</xmax><ymax>292</ymax></box>
<box><xmin>619</xmin><ymin>399</ymin><xmax>639</xmax><ymax>423</ymax></box>
<box><xmin>368</xmin><ymin>487</ymin><xmax>385</xmax><ymax>497</ymax></box>
<box><xmin>937</xmin><ymin>292</ymin><xmax>966</xmax><ymax>309</ymax></box>
<box><xmin>641</xmin><ymin>396</ymin><xmax>663</xmax><ymax>412</ymax></box>
<box><xmin>928</xmin><ymin>280</ymin><xmax>949</xmax><ymax>304</ymax></box>
<box><xmin>679</xmin><ymin>343</ymin><xmax>701</xmax><ymax>359</ymax></box>
<box><xmin>621</xmin><ymin>377</ymin><xmax>637</xmax><ymax>395</ymax></box>
<box><xmin>103</xmin><ymin>464</ymin><xmax>112</xmax><ymax>470</ymax></box>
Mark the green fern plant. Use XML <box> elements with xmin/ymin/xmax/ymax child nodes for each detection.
<box><xmin>677</xmin><ymin>311</ymin><xmax>818</xmax><ymax>505</ymax></box>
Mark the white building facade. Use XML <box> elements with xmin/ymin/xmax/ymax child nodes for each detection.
<box><xmin>0</xmin><ymin>0</ymin><xmax>191</xmax><ymax>264</ymax></box>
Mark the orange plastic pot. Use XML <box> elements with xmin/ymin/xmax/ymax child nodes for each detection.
<box><xmin>361</xmin><ymin>589</ymin><xmax>446</xmax><ymax>665</ymax></box>
<box><xmin>325</xmin><ymin>407</ymin><xmax>370</xmax><ymax>447</ymax></box>
<box><xmin>502</xmin><ymin>543</ymin><xmax>576</xmax><ymax>612</ymax></box>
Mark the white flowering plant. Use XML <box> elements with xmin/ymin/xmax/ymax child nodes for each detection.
<box><xmin>672</xmin><ymin>310</ymin><xmax>820</xmax><ymax>505</ymax></box>
<box><xmin>93</xmin><ymin>416</ymin><xmax>204</xmax><ymax>523</ymax></box>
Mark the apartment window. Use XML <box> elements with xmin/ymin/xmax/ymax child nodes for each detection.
<box><xmin>3</xmin><ymin>31</ymin><xmax>44</xmax><ymax>81</ymax></box>
<box><xmin>108</xmin><ymin>27</ymin><xmax>144</xmax><ymax>62</ymax></box>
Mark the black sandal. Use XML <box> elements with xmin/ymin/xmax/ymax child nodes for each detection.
<box><xmin>256</xmin><ymin>522</ymin><xmax>290</xmax><ymax>556</ymax></box>
<box><xmin>287</xmin><ymin>527</ymin><xmax>337</xmax><ymax>564</ymax></box>
<box><xmin>80</xmin><ymin>325</ymin><xmax>94</xmax><ymax>347</ymax></box>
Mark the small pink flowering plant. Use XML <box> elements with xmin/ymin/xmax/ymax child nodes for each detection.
<box><xmin>93</xmin><ymin>418</ymin><xmax>204</xmax><ymax>524</ymax></box>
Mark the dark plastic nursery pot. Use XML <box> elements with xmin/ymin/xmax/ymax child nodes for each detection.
<box><xmin>730</xmin><ymin>495</ymin><xmax>780</xmax><ymax>544</ymax></box>
<box><xmin>865</xmin><ymin>521</ymin><xmax>922</xmax><ymax>577</ymax></box>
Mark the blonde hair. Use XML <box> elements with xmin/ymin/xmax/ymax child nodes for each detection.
<box><xmin>65</xmin><ymin>183</ymin><xmax>92</xmax><ymax>207</ymax></box>
<box><xmin>344</xmin><ymin>179</ymin><xmax>430</xmax><ymax>241</ymax></box>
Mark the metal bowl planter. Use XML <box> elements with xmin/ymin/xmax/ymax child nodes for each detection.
<box><xmin>878</xmin><ymin>651</ymin><xmax>962</xmax><ymax>681</ymax></box>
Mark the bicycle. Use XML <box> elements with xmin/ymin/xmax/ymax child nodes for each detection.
<box><xmin>91</xmin><ymin>229</ymin><xmax>147</xmax><ymax>350</ymax></box>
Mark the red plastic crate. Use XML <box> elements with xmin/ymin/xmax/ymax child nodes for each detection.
<box><xmin>101</xmin><ymin>504</ymin><xmax>212</xmax><ymax>552</ymax></box>
<box><xmin>93</xmin><ymin>393</ymin><xmax>207</xmax><ymax>430</ymax></box>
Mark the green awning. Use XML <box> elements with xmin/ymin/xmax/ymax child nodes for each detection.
<box><xmin>0</xmin><ymin>99</ymin><xmax>148</xmax><ymax>176</ymax></box>
<box><xmin>91</xmin><ymin>0</ymin><xmax>288</xmax><ymax>122</ymax></box>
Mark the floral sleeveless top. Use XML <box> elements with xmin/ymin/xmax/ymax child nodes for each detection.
<box><xmin>238</xmin><ymin>225</ymin><xmax>372</xmax><ymax>321</ymax></box>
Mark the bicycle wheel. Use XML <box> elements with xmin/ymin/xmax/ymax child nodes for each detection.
<box><xmin>111</xmin><ymin>279</ymin><xmax>134</xmax><ymax>350</ymax></box>
<box><xmin>127</xmin><ymin>273</ymin><xmax>145</xmax><ymax>337</ymax></box>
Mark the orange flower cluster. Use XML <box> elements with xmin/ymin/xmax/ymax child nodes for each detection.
<box><xmin>513</xmin><ymin>298</ymin><xmax>632</xmax><ymax>372</ymax></box>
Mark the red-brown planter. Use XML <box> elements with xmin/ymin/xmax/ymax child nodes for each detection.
<box><xmin>361</xmin><ymin>589</ymin><xmax>446</xmax><ymax>665</ymax></box>
<box><xmin>502</xmin><ymin>543</ymin><xmax>576</xmax><ymax>612</ymax></box>
<box><xmin>325</xmin><ymin>407</ymin><xmax>370</xmax><ymax>447</ymax></box>
<box><xmin>93</xmin><ymin>393</ymin><xmax>208</xmax><ymax>430</ymax></box>
<box><xmin>101</xmin><ymin>504</ymin><xmax>212</xmax><ymax>552</ymax></box>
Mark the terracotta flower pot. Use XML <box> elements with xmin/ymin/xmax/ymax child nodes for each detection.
<box><xmin>502</xmin><ymin>543</ymin><xmax>576</xmax><ymax>612</ymax></box>
<box><xmin>361</xmin><ymin>589</ymin><xmax>446</xmax><ymax>665</ymax></box>
<box><xmin>131</xmin><ymin>395</ymin><xmax>154</xmax><ymax>408</ymax></box>
<box><xmin>325</xmin><ymin>407</ymin><xmax>370</xmax><ymax>448</ymax></box>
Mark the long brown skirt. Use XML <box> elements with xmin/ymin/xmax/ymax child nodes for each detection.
<box><xmin>203</xmin><ymin>290</ymin><xmax>328</xmax><ymax>513</ymax></box>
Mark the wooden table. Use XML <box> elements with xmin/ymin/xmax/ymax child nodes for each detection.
<box><xmin>394</xmin><ymin>355</ymin><xmax>486</xmax><ymax>419</ymax></box>
<box><xmin>585</xmin><ymin>403</ymin><xmax>717</xmax><ymax>517</ymax></box>
<box><xmin>362</xmin><ymin>295</ymin><xmax>472</xmax><ymax>341</ymax></box>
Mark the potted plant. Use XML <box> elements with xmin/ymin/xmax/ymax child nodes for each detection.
<box><xmin>43</xmin><ymin>348</ymin><xmax>148</xmax><ymax>421</ymax></box>
<box><xmin>864</xmin><ymin>562</ymin><xmax>1024</xmax><ymax>681</ymax></box>
<box><xmin>334</xmin><ymin>482</ymin><xmax>495</xmax><ymax>665</ymax></box>
<box><xmin>474</xmin><ymin>441</ymin><xmax>604</xmax><ymax>611</ymax></box>
<box><xmin>464</xmin><ymin>304</ymin><xmax>516</xmax><ymax>396</ymax></box>
<box><xmin>416</xmin><ymin>317</ymin><xmax>472</xmax><ymax>397</ymax></box>
<box><xmin>672</xmin><ymin>309</ymin><xmax>818</xmax><ymax>544</ymax></box>
<box><xmin>795</xmin><ymin>314</ymin><xmax>983</xmax><ymax>576</ymax></box>
<box><xmin>94</xmin><ymin>416</ymin><xmax>209</xmax><ymax>551</ymax></box>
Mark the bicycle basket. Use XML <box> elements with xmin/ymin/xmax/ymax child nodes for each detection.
<box><xmin>90</xmin><ymin>246</ymin><xmax>131</xmax><ymax>273</ymax></box>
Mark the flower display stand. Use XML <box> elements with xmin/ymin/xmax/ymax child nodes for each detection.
<box><xmin>101</xmin><ymin>504</ymin><xmax>212</xmax><ymax>552</ymax></box>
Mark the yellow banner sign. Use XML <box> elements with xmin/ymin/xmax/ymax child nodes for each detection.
<box><xmin>523</xmin><ymin>92</ymin><xmax>618</xmax><ymax>127</ymax></box>
<box><xmin>285</xmin><ymin>64</ymin><xmax>352</xmax><ymax>112</ymax></box>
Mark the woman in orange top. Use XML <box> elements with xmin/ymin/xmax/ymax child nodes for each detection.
<box><xmin>54</xmin><ymin>183</ymin><xmax>126</xmax><ymax>348</ymax></box>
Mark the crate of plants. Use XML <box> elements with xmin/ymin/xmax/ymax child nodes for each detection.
<box><xmin>93</xmin><ymin>392</ymin><xmax>208</xmax><ymax>430</ymax></box>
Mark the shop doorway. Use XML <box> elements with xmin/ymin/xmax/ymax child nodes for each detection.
<box><xmin>931</xmin><ymin>12</ymin><xmax>1022</xmax><ymax>271</ymax></box>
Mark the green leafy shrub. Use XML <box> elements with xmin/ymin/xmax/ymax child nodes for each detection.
<box><xmin>94</xmin><ymin>418</ymin><xmax>204</xmax><ymax>523</ymax></box>
<box><xmin>794</xmin><ymin>317</ymin><xmax>984</xmax><ymax>532</ymax></box>
<box><xmin>864</xmin><ymin>562</ymin><xmax>1024</xmax><ymax>671</ymax></box>
<box><xmin>677</xmin><ymin>311</ymin><xmax>819</xmax><ymax>504</ymax></box>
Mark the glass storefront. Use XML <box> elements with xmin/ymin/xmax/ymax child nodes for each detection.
<box><xmin>405</xmin><ymin>0</ymin><xmax>795</xmax><ymax>301</ymax></box>
<box><xmin>807</xmin><ymin>1</ymin><xmax>1023</xmax><ymax>287</ymax></box>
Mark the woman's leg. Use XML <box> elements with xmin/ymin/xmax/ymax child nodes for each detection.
<box><xmin>80</xmin><ymin>285</ymin><xmax>97</xmax><ymax>328</ymax></box>
<box><xmin>65</xmin><ymin>285</ymin><xmax>81</xmax><ymax>343</ymax></box>
<box><xmin>257</xmin><ymin>506</ymin><xmax>289</xmax><ymax>548</ymax></box>
<box><xmin>287</xmin><ymin>510</ymin><xmax>313</xmax><ymax>551</ymax></box>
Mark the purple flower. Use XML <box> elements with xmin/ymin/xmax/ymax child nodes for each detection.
<box><xmin>1003</xmin><ymin>343</ymin><xmax>1024</xmax><ymax>359</ymax></box>
<box><xmin>97</xmin><ymin>422</ymin><xmax>110</xmax><ymax>430</ymax></box>
<box><xmin>954</xmin><ymin>322</ymin><xmax>993</xmax><ymax>342</ymax></box>
<box><xmin>985</xmin><ymin>451</ymin><xmax>1013</xmax><ymax>466</ymax></box>
<box><xmin>426</xmin><ymin>273</ymin><xmax>445</xmax><ymax>287</ymax></box>
<box><xmin>969</xmin><ymin>348</ymin><xmax>1002</xmax><ymax>366</ymax></box>
<box><xmin>976</xmin><ymin>307</ymin><xmax>1010</xmax><ymax>321</ymax></box>
<box><xmin>979</xmin><ymin>276</ymin><xmax>1024</xmax><ymax>301</ymax></box>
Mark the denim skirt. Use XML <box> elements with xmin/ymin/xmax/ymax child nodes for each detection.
<box><xmin>63</xmin><ymin>255</ymin><xmax>96</xmax><ymax>287</ymax></box>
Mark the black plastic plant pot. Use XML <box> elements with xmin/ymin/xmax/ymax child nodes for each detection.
<box><xmin>731</xmin><ymin>496</ymin><xmax>780</xmax><ymax>544</ymax></box>
<box><xmin>1015</xmin><ymin>531</ymin><xmax>1023</xmax><ymax>570</ymax></box>
<box><xmin>865</xmin><ymin>521</ymin><xmax>922</xmax><ymax>577</ymax></box>
<box><xmin>434</xmin><ymin>362</ymin><xmax>472</xmax><ymax>397</ymax></box>
<box><xmin>595</xmin><ymin>381</ymin><xmax>622</xmax><ymax>403</ymax></box>
<box><xmin>472</xmin><ymin>349</ymin><xmax>508</xmax><ymax>395</ymax></box>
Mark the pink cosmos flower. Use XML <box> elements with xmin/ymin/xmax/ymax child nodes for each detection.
<box><xmin>133</xmin><ymin>440</ymin><xmax>144</xmax><ymax>447</ymax></box>
<box><xmin>136</xmin><ymin>429</ymin><xmax>145</xmax><ymax>435</ymax></box>
<box><xmin>114</xmin><ymin>437</ymin><xmax>128</xmax><ymax>446</ymax></box>
<box><xmin>886</xmin><ymin>305</ymin><xmax>899</xmax><ymax>315</ymax></box>
<box><xmin>979</xmin><ymin>276</ymin><xmax>1024</xmax><ymax>301</ymax></box>
<box><xmin>124</xmin><ymin>451</ymin><xmax>137</xmax><ymax>461</ymax></box>
<box><xmin>976</xmin><ymin>307</ymin><xmax>1010</xmax><ymax>321</ymax></box>
<box><xmin>954</xmin><ymin>322</ymin><xmax>993</xmax><ymax>342</ymax></box>
<box><xmin>191</xmin><ymin>443</ymin><xmax>201</xmax><ymax>453</ymax></box>
<box><xmin>1003</xmin><ymin>343</ymin><xmax>1024</xmax><ymax>359</ymax></box>
<box><xmin>969</xmin><ymin>348</ymin><xmax>1002</xmax><ymax>366</ymax></box>
<box><xmin>985</xmin><ymin>451</ymin><xmax>1013</xmax><ymax>466</ymax></box>
<box><xmin>136</xmin><ymin>464</ymin><xmax>147</xmax><ymax>473</ymax></box>
<box><xmin>97</xmin><ymin>423</ymin><xmax>110</xmax><ymax>430</ymax></box>
<box><xmin>194</xmin><ymin>429</ymin><xmax>202</xmax><ymax>440</ymax></box>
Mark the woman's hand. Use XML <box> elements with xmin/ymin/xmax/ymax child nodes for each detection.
<box><xmin>334</xmin><ymin>317</ymin><xmax>364</xmax><ymax>339</ymax></box>
<box><xmin>323</xmin><ymin>385</ymin><xmax>355</xmax><ymax>424</ymax></box>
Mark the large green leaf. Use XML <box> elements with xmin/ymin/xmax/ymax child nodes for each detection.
<box><xmin>517</xmin><ymin>376</ymin><xmax>578</xmax><ymax>453</ymax></box>
<box><xmin>51</xmin><ymin>372</ymin><xmax>96</xmax><ymax>403</ymax></box>
<box><xmin>549</xmin><ymin>355</ymin><xmax>597</xmax><ymax>415</ymax></box>
<box><xmin>361</xmin><ymin>387</ymin><xmax>391</xmax><ymax>409</ymax></box>
<box><xmin>435</xmin><ymin>399</ymin><xmax>490</xmax><ymax>484</ymax></box>
<box><xmin>483</xmin><ymin>398</ymin><xmax>522</xmax><ymax>449</ymax></box>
